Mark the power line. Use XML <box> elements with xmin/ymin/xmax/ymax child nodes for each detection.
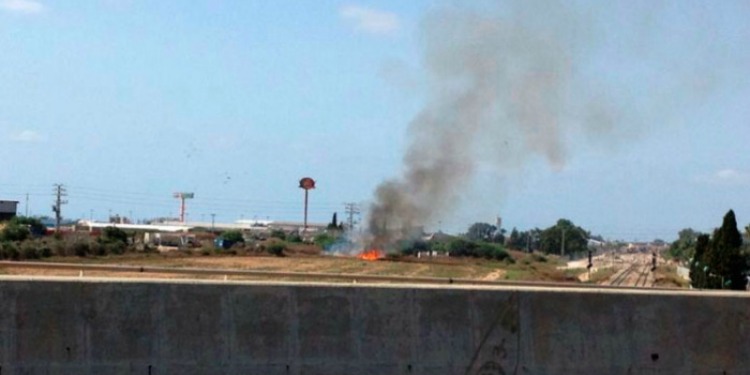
<box><xmin>344</xmin><ymin>202</ymin><xmax>361</xmax><ymax>231</ymax></box>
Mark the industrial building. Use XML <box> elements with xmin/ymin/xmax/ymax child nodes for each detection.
<box><xmin>0</xmin><ymin>200</ymin><xmax>19</xmax><ymax>221</ymax></box>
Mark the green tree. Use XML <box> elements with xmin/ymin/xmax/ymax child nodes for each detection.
<box><xmin>267</xmin><ymin>242</ymin><xmax>286</xmax><ymax>257</ymax></box>
<box><xmin>1</xmin><ymin>222</ymin><xmax>30</xmax><ymax>242</ymax></box>
<box><xmin>705</xmin><ymin>210</ymin><xmax>746</xmax><ymax>290</ymax></box>
<box><xmin>270</xmin><ymin>229</ymin><xmax>287</xmax><ymax>241</ymax></box>
<box><xmin>508</xmin><ymin>228</ymin><xmax>521</xmax><ymax>248</ymax></box>
<box><xmin>314</xmin><ymin>233</ymin><xmax>335</xmax><ymax>248</ymax></box>
<box><xmin>539</xmin><ymin>219</ymin><xmax>589</xmax><ymax>256</ymax></box>
<box><xmin>11</xmin><ymin>216</ymin><xmax>47</xmax><ymax>237</ymax></box>
<box><xmin>669</xmin><ymin>228</ymin><xmax>700</xmax><ymax>262</ymax></box>
<box><xmin>328</xmin><ymin>212</ymin><xmax>339</xmax><ymax>229</ymax></box>
<box><xmin>101</xmin><ymin>226</ymin><xmax>128</xmax><ymax>244</ymax></box>
<box><xmin>491</xmin><ymin>228</ymin><xmax>507</xmax><ymax>244</ymax></box>
<box><xmin>222</xmin><ymin>230</ymin><xmax>244</xmax><ymax>244</ymax></box>
<box><xmin>447</xmin><ymin>238</ymin><xmax>479</xmax><ymax>257</ymax></box>
<box><xmin>507</xmin><ymin>228</ymin><xmax>541</xmax><ymax>252</ymax></box>
<box><xmin>465</xmin><ymin>222</ymin><xmax>496</xmax><ymax>242</ymax></box>
<box><xmin>689</xmin><ymin>234</ymin><xmax>710</xmax><ymax>289</ymax></box>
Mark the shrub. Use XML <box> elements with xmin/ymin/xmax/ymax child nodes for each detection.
<box><xmin>39</xmin><ymin>243</ymin><xmax>52</xmax><ymax>258</ymax></box>
<box><xmin>477</xmin><ymin>243</ymin><xmax>511</xmax><ymax>261</ymax></box>
<box><xmin>106</xmin><ymin>241</ymin><xmax>126</xmax><ymax>255</ymax></box>
<box><xmin>0</xmin><ymin>242</ymin><xmax>20</xmax><ymax>260</ymax></box>
<box><xmin>20</xmin><ymin>242</ymin><xmax>40</xmax><ymax>260</ymax></box>
<box><xmin>270</xmin><ymin>229</ymin><xmax>287</xmax><ymax>241</ymax></box>
<box><xmin>447</xmin><ymin>238</ymin><xmax>479</xmax><ymax>257</ymax></box>
<box><xmin>52</xmin><ymin>241</ymin><xmax>69</xmax><ymax>257</ymax></box>
<box><xmin>73</xmin><ymin>241</ymin><xmax>91</xmax><ymax>257</ymax></box>
<box><xmin>10</xmin><ymin>216</ymin><xmax>47</xmax><ymax>237</ymax></box>
<box><xmin>314</xmin><ymin>233</ymin><xmax>335</xmax><ymax>248</ymax></box>
<box><xmin>399</xmin><ymin>240</ymin><xmax>430</xmax><ymax>256</ymax></box>
<box><xmin>1</xmin><ymin>223</ymin><xmax>30</xmax><ymax>242</ymax></box>
<box><xmin>267</xmin><ymin>242</ymin><xmax>286</xmax><ymax>257</ymax></box>
<box><xmin>447</xmin><ymin>238</ymin><xmax>511</xmax><ymax>262</ymax></box>
<box><xmin>222</xmin><ymin>230</ymin><xmax>244</xmax><ymax>244</ymax></box>
<box><xmin>288</xmin><ymin>233</ymin><xmax>303</xmax><ymax>243</ymax></box>
<box><xmin>102</xmin><ymin>226</ymin><xmax>128</xmax><ymax>244</ymax></box>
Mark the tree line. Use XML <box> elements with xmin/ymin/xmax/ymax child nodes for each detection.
<box><xmin>686</xmin><ymin>210</ymin><xmax>748</xmax><ymax>290</ymax></box>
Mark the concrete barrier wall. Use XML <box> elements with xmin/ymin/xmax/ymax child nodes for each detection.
<box><xmin>0</xmin><ymin>278</ymin><xmax>748</xmax><ymax>374</ymax></box>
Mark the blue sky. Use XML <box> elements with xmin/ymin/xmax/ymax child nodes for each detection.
<box><xmin>1</xmin><ymin>0</ymin><xmax>749</xmax><ymax>241</ymax></box>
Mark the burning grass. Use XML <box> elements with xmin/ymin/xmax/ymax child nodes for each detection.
<box><xmin>358</xmin><ymin>249</ymin><xmax>385</xmax><ymax>261</ymax></box>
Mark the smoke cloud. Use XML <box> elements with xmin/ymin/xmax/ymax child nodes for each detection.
<box><xmin>367</xmin><ymin>3</ymin><xmax>601</xmax><ymax>241</ymax></box>
<box><xmin>367</xmin><ymin>1</ymin><xmax>750</xmax><ymax>243</ymax></box>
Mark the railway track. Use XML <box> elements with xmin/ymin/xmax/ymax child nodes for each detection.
<box><xmin>608</xmin><ymin>263</ymin><xmax>637</xmax><ymax>286</ymax></box>
<box><xmin>634</xmin><ymin>264</ymin><xmax>651</xmax><ymax>287</ymax></box>
<box><xmin>607</xmin><ymin>261</ymin><xmax>652</xmax><ymax>288</ymax></box>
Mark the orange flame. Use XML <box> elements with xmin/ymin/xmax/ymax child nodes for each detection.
<box><xmin>358</xmin><ymin>249</ymin><xmax>384</xmax><ymax>261</ymax></box>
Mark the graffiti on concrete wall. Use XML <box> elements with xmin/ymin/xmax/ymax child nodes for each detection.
<box><xmin>465</xmin><ymin>293</ymin><xmax>521</xmax><ymax>375</ymax></box>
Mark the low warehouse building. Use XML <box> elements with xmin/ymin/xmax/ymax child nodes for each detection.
<box><xmin>0</xmin><ymin>200</ymin><xmax>19</xmax><ymax>221</ymax></box>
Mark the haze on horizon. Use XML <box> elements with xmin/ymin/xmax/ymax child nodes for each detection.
<box><xmin>1</xmin><ymin>0</ymin><xmax>749</xmax><ymax>241</ymax></box>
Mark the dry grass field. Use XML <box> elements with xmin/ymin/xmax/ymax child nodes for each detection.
<box><xmin>0</xmin><ymin>249</ymin><xmax>584</xmax><ymax>284</ymax></box>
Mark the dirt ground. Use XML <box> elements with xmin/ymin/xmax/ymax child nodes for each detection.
<box><xmin>0</xmin><ymin>253</ymin><xmax>516</xmax><ymax>282</ymax></box>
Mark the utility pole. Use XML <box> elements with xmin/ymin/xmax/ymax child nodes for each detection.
<box><xmin>344</xmin><ymin>202</ymin><xmax>360</xmax><ymax>231</ymax></box>
<box><xmin>211</xmin><ymin>213</ymin><xmax>216</xmax><ymax>233</ymax></box>
<box><xmin>52</xmin><ymin>184</ymin><xmax>67</xmax><ymax>233</ymax></box>
<box><xmin>25</xmin><ymin>193</ymin><xmax>29</xmax><ymax>217</ymax></box>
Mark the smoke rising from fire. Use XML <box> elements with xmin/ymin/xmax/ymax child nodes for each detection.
<box><xmin>369</xmin><ymin>5</ymin><xmax>583</xmax><ymax>239</ymax></box>
<box><xmin>367</xmin><ymin>2</ymin><xmax>750</xmax><ymax>242</ymax></box>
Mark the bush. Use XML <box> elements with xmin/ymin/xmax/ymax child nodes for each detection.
<box><xmin>477</xmin><ymin>243</ymin><xmax>511</xmax><ymax>261</ymax></box>
<box><xmin>222</xmin><ymin>230</ymin><xmax>244</xmax><ymax>244</ymax></box>
<box><xmin>102</xmin><ymin>226</ymin><xmax>128</xmax><ymax>244</ymax></box>
<box><xmin>288</xmin><ymin>233</ymin><xmax>303</xmax><ymax>243</ymax></box>
<box><xmin>142</xmin><ymin>244</ymin><xmax>156</xmax><ymax>253</ymax></box>
<box><xmin>73</xmin><ymin>241</ymin><xmax>91</xmax><ymax>257</ymax></box>
<box><xmin>52</xmin><ymin>241</ymin><xmax>70</xmax><ymax>257</ymax></box>
<box><xmin>107</xmin><ymin>241</ymin><xmax>126</xmax><ymax>255</ymax></box>
<box><xmin>447</xmin><ymin>238</ymin><xmax>511</xmax><ymax>261</ymax></box>
<box><xmin>399</xmin><ymin>240</ymin><xmax>430</xmax><ymax>256</ymax></box>
<box><xmin>20</xmin><ymin>242</ymin><xmax>40</xmax><ymax>260</ymax></box>
<box><xmin>10</xmin><ymin>216</ymin><xmax>47</xmax><ymax>237</ymax></box>
<box><xmin>270</xmin><ymin>229</ymin><xmax>287</xmax><ymax>241</ymax></box>
<box><xmin>267</xmin><ymin>242</ymin><xmax>286</xmax><ymax>257</ymax></box>
<box><xmin>0</xmin><ymin>242</ymin><xmax>20</xmax><ymax>260</ymax></box>
<box><xmin>39</xmin><ymin>243</ymin><xmax>52</xmax><ymax>258</ymax></box>
<box><xmin>314</xmin><ymin>233</ymin><xmax>335</xmax><ymax>248</ymax></box>
<box><xmin>447</xmin><ymin>238</ymin><xmax>479</xmax><ymax>257</ymax></box>
<box><xmin>1</xmin><ymin>223</ymin><xmax>30</xmax><ymax>242</ymax></box>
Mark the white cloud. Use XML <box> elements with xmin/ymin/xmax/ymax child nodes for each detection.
<box><xmin>697</xmin><ymin>168</ymin><xmax>750</xmax><ymax>186</ymax></box>
<box><xmin>0</xmin><ymin>0</ymin><xmax>45</xmax><ymax>14</ymax></box>
<box><xmin>339</xmin><ymin>4</ymin><xmax>399</xmax><ymax>35</ymax></box>
<box><xmin>10</xmin><ymin>130</ymin><xmax>44</xmax><ymax>142</ymax></box>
